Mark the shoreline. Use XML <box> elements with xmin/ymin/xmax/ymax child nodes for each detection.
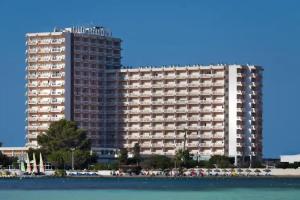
<box><xmin>1</xmin><ymin>175</ymin><xmax>300</xmax><ymax>179</ymax></box>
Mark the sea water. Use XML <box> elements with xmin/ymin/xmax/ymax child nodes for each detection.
<box><xmin>0</xmin><ymin>177</ymin><xmax>299</xmax><ymax>200</ymax></box>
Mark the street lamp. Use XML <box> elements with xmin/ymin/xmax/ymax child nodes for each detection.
<box><xmin>71</xmin><ymin>148</ymin><xmax>75</xmax><ymax>171</ymax></box>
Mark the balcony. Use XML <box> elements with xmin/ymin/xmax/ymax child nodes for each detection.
<box><xmin>137</xmin><ymin>143</ymin><xmax>151</xmax><ymax>148</ymax></box>
<box><xmin>213</xmin><ymin>82</ymin><xmax>224</xmax><ymax>87</ymax></box>
<box><xmin>176</xmin><ymin>75</ymin><xmax>189</xmax><ymax>79</ymax></box>
<box><xmin>28</xmin><ymin>117</ymin><xmax>38</xmax><ymax>121</ymax></box>
<box><xmin>50</xmin><ymin>108</ymin><xmax>64</xmax><ymax>113</ymax></box>
<box><xmin>201</xmin><ymin>91</ymin><xmax>212</xmax><ymax>95</ymax></box>
<box><xmin>213</xmin><ymin>126</ymin><xmax>224</xmax><ymax>130</ymax></box>
<box><xmin>187</xmin><ymin>143</ymin><xmax>199</xmax><ymax>148</ymax></box>
<box><xmin>151</xmin><ymin>143</ymin><xmax>163</xmax><ymax>148</ymax></box>
<box><xmin>212</xmin><ymin>91</ymin><xmax>225</xmax><ymax>95</ymax></box>
<box><xmin>188</xmin><ymin>117</ymin><xmax>200</xmax><ymax>121</ymax></box>
<box><xmin>28</xmin><ymin>100</ymin><xmax>38</xmax><ymax>105</ymax></box>
<box><xmin>200</xmin><ymin>126</ymin><xmax>213</xmax><ymax>130</ymax></box>
<box><xmin>164</xmin><ymin>143</ymin><xmax>175</xmax><ymax>148</ymax></box>
<box><xmin>27</xmin><ymin>126</ymin><xmax>38</xmax><ymax>131</ymax></box>
<box><xmin>26</xmin><ymin>134</ymin><xmax>37</xmax><ymax>139</ymax></box>
<box><xmin>199</xmin><ymin>143</ymin><xmax>211</xmax><ymax>148</ymax></box>
<box><xmin>164</xmin><ymin>84</ymin><xmax>177</xmax><ymax>88</ymax></box>
<box><xmin>27</xmin><ymin>40</ymin><xmax>38</xmax><ymax>45</ymax></box>
<box><xmin>27</xmin><ymin>75</ymin><xmax>38</xmax><ymax>79</ymax></box>
<box><xmin>152</xmin><ymin>84</ymin><xmax>164</xmax><ymax>88</ymax></box>
<box><xmin>164</xmin><ymin>92</ymin><xmax>177</xmax><ymax>96</ymax></box>
<box><xmin>236</xmin><ymin>143</ymin><xmax>243</xmax><ymax>147</ymax></box>
<box><xmin>139</xmin><ymin>76</ymin><xmax>152</xmax><ymax>80</ymax></box>
<box><xmin>176</xmin><ymin>109</ymin><xmax>187</xmax><ymax>113</ymax></box>
<box><xmin>28</xmin><ymin>109</ymin><xmax>38</xmax><ymax>113</ymax></box>
<box><xmin>38</xmin><ymin>108</ymin><xmax>51</xmax><ymax>113</ymax></box>
<box><xmin>51</xmin><ymin>39</ymin><xmax>64</xmax><ymax>44</ymax></box>
<box><xmin>38</xmin><ymin>117</ymin><xmax>50</xmax><ymax>121</ymax></box>
<box><xmin>237</xmin><ymin>125</ymin><xmax>243</xmax><ymax>130</ymax></box>
<box><xmin>212</xmin><ymin>143</ymin><xmax>224</xmax><ymax>148</ymax></box>
<box><xmin>152</xmin><ymin>93</ymin><xmax>164</xmax><ymax>97</ymax></box>
<box><xmin>200</xmin><ymin>117</ymin><xmax>212</xmax><ymax>121</ymax></box>
<box><xmin>213</xmin><ymin>134</ymin><xmax>224</xmax><ymax>139</ymax></box>
<box><xmin>165</xmin><ymin>75</ymin><xmax>177</xmax><ymax>79</ymax></box>
<box><xmin>26</xmin><ymin>83</ymin><xmax>37</xmax><ymax>88</ymax></box>
<box><xmin>237</xmin><ymin>108</ymin><xmax>244</xmax><ymax>112</ymax></box>
<box><xmin>38</xmin><ymin>126</ymin><xmax>49</xmax><ymax>131</ymax></box>
<box><xmin>164</xmin><ymin>127</ymin><xmax>176</xmax><ymax>130</ymax></box>
<box><xmin>213</xmin><ymin>117</ymin><xmax>224</xmax><ymax>121</ymax></box>
<box><xmin>187</xmin><ymin>134</ymin><xmax>200</xmax><ymax>139</ymax></box>
<box><xmin>189</xmin><ymin>74</ymin><xmax>200</xmax><ymax>79</ymax></box>
<box><xmin>28</xmin><ymin>92</ymin><xmax>38</xmax><ymax>96</ymax></box>
<box><xmin>200</xmin><ymin>74</ymin><xmax>212</xmax><ymax>78</ymax></box>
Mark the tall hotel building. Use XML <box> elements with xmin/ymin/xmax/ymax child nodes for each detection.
<box><xmin>25</xmin><ymin>26</ymin><xmax>263</xmax><ymax>164</ymax></box>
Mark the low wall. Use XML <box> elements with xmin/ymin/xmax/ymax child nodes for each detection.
<box><xmin>269</xmin><ymin>168</ymin><xmax>300</xmax><ymax>176</ymax></box>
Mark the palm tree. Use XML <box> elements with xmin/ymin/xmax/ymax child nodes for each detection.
<box><xmin>175</xmin><ymin>149</ymin><xmax>190</xmax><ymax>168</ymax></box>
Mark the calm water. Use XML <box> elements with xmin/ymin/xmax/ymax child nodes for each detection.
<box><xmin>0</xmin><ymin>177</ymin><xmax>299</xmax><ymax>200</ymax></box>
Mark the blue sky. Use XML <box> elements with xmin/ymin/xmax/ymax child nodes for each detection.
<box><xmin>0</xmin><ymin>0</ymin><xmax>299</xmax><ymax>158</ymax></box>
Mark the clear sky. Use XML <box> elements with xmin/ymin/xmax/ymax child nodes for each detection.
<box><xmin>0</xmin><ymin>0</ymin><xmax>299</xmax><ymax>158</ymax></box>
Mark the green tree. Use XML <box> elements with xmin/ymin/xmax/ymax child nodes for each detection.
<box><xmin>90</xmin><ymin>162</ymin><xmax>119</xmax><ymax>171</ymax></box>
<box><xmin>132</xmin><ymin>143</ymin><xmax>141</xmax><ymax>165</ymax></box>
<box><xmin>141</xmin><ymin>155</ymin><xmax>173</xmax><ymax>170</ymax></box>
<box><xmin>37</xmin><ymin>119</ymin><xmax>96</xmax><ymax>169</ymax></box>
<box><xmin>208</xmin><ymin>155</ymin><xmax>233</xmax><ymax>168</ymax></box>
<box><xmin>0</xmin><ymin>142</ymin><xmax>18</xmax><ymax>169</ymax></box>
<box><xmin>118</xmin><ymin>148</ymin><xmax>128</xmax><ymax>165</ymax></box>
<box><xmin>0</xmin><ymin>153</ymin><xmax>17</xmax><ymax>169</ymax></box>
<box><xmin>47</xmin><ymin>150</ymin><xmax>65</xmax><ymax>169</ymax></box>
<box><xmin>175</xmin><ymin>149</ymin><xmax>192</xmax><ymax>168</ymax></box>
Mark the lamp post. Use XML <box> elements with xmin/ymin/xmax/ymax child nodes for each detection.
<box><xmin>71</xmin><ymin>148</ymin><xmax>75</xmax><ymax>170</ymax></box>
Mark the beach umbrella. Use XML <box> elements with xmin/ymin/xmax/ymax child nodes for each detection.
<box><xmin>237</xmin><ymin>168</ymin><xmax>243</xmax><ymax>175</ymax></box>
<box><xmin>263</xmin><ymin>168</ymin><xmax>271</xmax><ymax>176</ymax></box>
<box><xmin>230</xmin><ymin>168</ymin><xmax>237</xmax><ymax>176</ymax></box>
<box><xmin>214</xmin><ymin>169</ymin><xmax>221</xmax><ymax>173</ymax></box>
<box><xmin>39</xmin><ymin>153</ymin><xmax>45</xmax><ymax>174</ymax></box>
<box><xmin>222</xmin><ymin>169</ymin><xmax>228</xmax><ymax>176</ymax></box>
<box><xmin>26</xmin><ymin>153</ymin><xmax>31</xmax><ymax>174</ymax></box>
<box><xmin>246</xmin><ymin>169</ymin><xmax>252</xmax><ymax>176</ymax></box>
<box><xmin>254</xmin><ymin>169</ymin><xmax>261</xmax><ymax>175</ymax></box>
<box><xmin>222</xmin><ymin>169</ymin><xmax>228</xmax><ymax>173</ymax></box>
<box><xmin>206</xmin><ymin>169</ymin><xmax>212</xmax><ymax>175</ymax></box>
<box><xmin>237</xmin><ymin>168</ymin><xmax>243</xmax><ymax>173</ymax></box>
<box><xmin>33</xmin><ymin>153</ymin><xmax>38</xmax><ymax>174</ymax></box>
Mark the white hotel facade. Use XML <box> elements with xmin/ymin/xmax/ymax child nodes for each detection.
<box><xmin>25</xmin><ymin>26</ymin><xmax>263</xmax><ymax>164</ymax></box>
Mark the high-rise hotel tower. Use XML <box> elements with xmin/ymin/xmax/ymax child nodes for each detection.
<box><xmin>25</xmin><ymin>26</ymin><xmax>263</xmax><ymax>164</ymax></box>
<box><xmin>25</xmin><ymin>26</ymin><xmax>121</xmax><ymax>148</ymax></box>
